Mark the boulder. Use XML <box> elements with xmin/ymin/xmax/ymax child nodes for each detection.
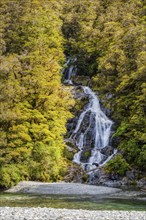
<box><xmin>64</xmin><ymin>164</ymin><xmax>88</xmax><ymax>183</ymax></box>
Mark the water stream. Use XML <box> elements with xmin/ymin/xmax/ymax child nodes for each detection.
<box><xmin>64</xmin><ymin>58</ymin><xmax>117</xmax><ymax>173</ymax></box>
<box><xmin>0</xmin><ymin>192</ymin><xmax>145</xmax><ymax>211</ymax></box>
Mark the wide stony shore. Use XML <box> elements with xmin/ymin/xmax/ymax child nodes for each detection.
<box><xmin>2</xmin><ymin>182</ymin><xmax>145</xmax><ymax>220</ymax></box>
<box><xmin>0</xmin><ymin>207</ymin><xmax>146</xmax><ymax>220</ymax></box>
<box><xmin>6</xmin><ymin>181</ymin><xmax>121</xmax><ymax>195</ymax></box>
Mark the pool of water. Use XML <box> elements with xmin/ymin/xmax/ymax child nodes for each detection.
<box><xmin>0</xmin><ymin>193</ymin><xmax>145</xmax><ymax>211</ymax></box>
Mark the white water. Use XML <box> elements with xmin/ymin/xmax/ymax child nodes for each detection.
<box><xmin>63</xmin><ymin>58</ymin><xmax>116</xmax><ymax>172</ymax></box>
<box><xmin>63</xmin><ymin>58</ymin><xmax>77</xmax><ymax>85</ymax></box>
<box><xmin>72</xmin><ymin>86</ymin><xmax>114</xmax><ymax>170</ymax></box>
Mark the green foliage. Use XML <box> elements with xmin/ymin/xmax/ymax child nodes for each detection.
<box><xmin>0</xmin><ymin>164</ymin><xmax>29</xmax><ymax>188</ymax></box>
<box><xmin>104</xmin><ymin>155</ymin><xmax>130</xmax><ymax>177</ymax></box>
<box><xmin>62</xmin><ymin>0</ymin><xmax>101</xmax><ymax>76</ymax></box>
<box><xmin>84</xmin><ymin>151</ymin><xmax>91</xmax><ymax>160</ymax></box>
<box><xmin>63</xmin><ymin>147</ymin><xmax>75</xmax><ymax>161</ymax></box>
<box><xmin>0</xmin><ymin>0</ymin><xmax>145</xmax><ymax>186</ymax></box>
<box><xmin>0</xmin><ymin>0</ymin><xmax>73</xmax><ymax>188</ymax></box>
<box><xmin>62</xmin><ymin>0</ymin><xmax>146</xmax><ymax>176</ymax></box>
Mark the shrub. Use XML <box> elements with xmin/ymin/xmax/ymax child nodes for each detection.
<box><xmin>104</xmin><ymin>154</ymin><xmax>130</xmax><ymax>177</ymax></box>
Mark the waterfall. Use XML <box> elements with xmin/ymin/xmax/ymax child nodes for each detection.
<box><xmin>63</xmin><ymin>58</ymin><xmax>116</xmax><ymax>174</ymax></box>
<box><xmin>72</xmin><ymin>86</ymin><xmax>115</xmax><ymax>171</ymax></box>
<box><xmin>63</xmin><ymin>58</ymin><xmax>77</xmax><ymax>85</ymax></box>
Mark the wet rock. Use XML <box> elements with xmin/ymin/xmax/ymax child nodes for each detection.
<box><xmin>100</xmin><ymin>146</ymin><xmax>114</xmax><ymax>156</ymax></box>
<box><xmin>66</xmin><ymin>117</ymin><xmax>78</xmax><ymax>137</ymax></box>
<box><xmin>66</xmin><ymin>87</ymin><xmax>89</xmax><ymax>138</ymax></box>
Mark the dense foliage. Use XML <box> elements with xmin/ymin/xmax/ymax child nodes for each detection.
<box><xmin>62</xmin><ymin>0</ymin><xmax>146</xmax><ymax>175</ymax></box>
<box><xmin>0</xmin><ymin>0</ymin><xmax>145</xmax><ymax>187</ymax></box>
<box><xmin>0</xmin><ymin>0</ymin><xmax>73</xmax><ymax>188</ymax></box>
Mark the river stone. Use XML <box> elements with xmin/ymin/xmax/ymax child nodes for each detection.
<box><xmin>1</xmin><ymin>208</ymin><xmax>145</xmax><ymax>220</ymax></box>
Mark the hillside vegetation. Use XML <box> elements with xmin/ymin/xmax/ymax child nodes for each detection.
<box><xmin>0</xmin><ymin>0</ymin><xmax>73</xmax><ymax>187</ymax></box>
<box><xmin>62</xmin><ymin>0</ymin><xmax>146</xmax><ymax>177</ymax></box>
<box><xmin>0</xmin><ymin>0</ymin><xmax>145</xmax><ymax>187</ymax></box>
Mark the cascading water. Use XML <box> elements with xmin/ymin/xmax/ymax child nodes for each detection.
<box><xmin>63</xmin><ymin>58</ymin><xmax>117</xmax><ymax>175</ymax></box>
<box><xmin>72</xmin><ymin>86</ymin><xmax>117</xmax><ymax>171</ymax></box>
<box><xmin>63</xmin><ymin>58</ymin><xmax>77</xmax><ymax>85</ymax></box>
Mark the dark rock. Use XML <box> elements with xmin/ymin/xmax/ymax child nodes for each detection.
<box><xmin>72</xmin><ymin>75</ymin><xmax>91</xmax><ymax>86</ymax></box>
<box><xmin>80</xmin><ymin>150</ymin><xmax>91</xmax><ymax>163</ymax></box>
<box><xmin>110</xmin><ymin>172</ymin><xmax>122</xmax><ymax>181</ymax></box>
<box><xmin>66</xmin><ymin>117</ymin><xmax>78</xmax><ymax>137</ymax></box>
<box><xmin>137</xmin><ymin>177</ymin><xmax>146</xmax><ymax>188</ymax></box>
<box><xmin>89</xmin><ymin>168</ymin><xmax>110</xmax><ymax>185</ymax></box>
<box><xmin>126</xmin><ymin>170</ymin><xmax>136</xmax><ymax>180</ymax></box>
<box><xmin>100</xmin><ymin>146</ymin><xmax>114</xmax><ymax>156</ymax></box>
<box><xmin>92</xmin><ymin>163</ymin><xmax>99</xmax><ymax>167</ymax></box>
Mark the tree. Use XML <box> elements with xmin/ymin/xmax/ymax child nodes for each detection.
<box><xmin>0</xmin><ymin>0</ymin><xmax>73</xmax><ymax>187</ymax></box>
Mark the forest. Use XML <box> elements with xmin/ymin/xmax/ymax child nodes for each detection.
<box><xmin>0</xmin><ymin>0</ymin><xmax>145</xmax><ymax>188</ymax></box>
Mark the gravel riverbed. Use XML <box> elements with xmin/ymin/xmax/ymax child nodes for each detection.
<box><xmin>0</xmin><ymin>207</ymin><xmax>145</xmax><ymax>220</ymax></box>
<box><xmin>2</xmin><ymin>182</ymin><xmax>146</xmax><ymax>220</ymax></box>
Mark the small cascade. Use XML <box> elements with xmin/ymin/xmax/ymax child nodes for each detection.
<box><xmin>63</xmin><ymin>58</ymin><xmax>77</xmax><ymax>85</ymax></box>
